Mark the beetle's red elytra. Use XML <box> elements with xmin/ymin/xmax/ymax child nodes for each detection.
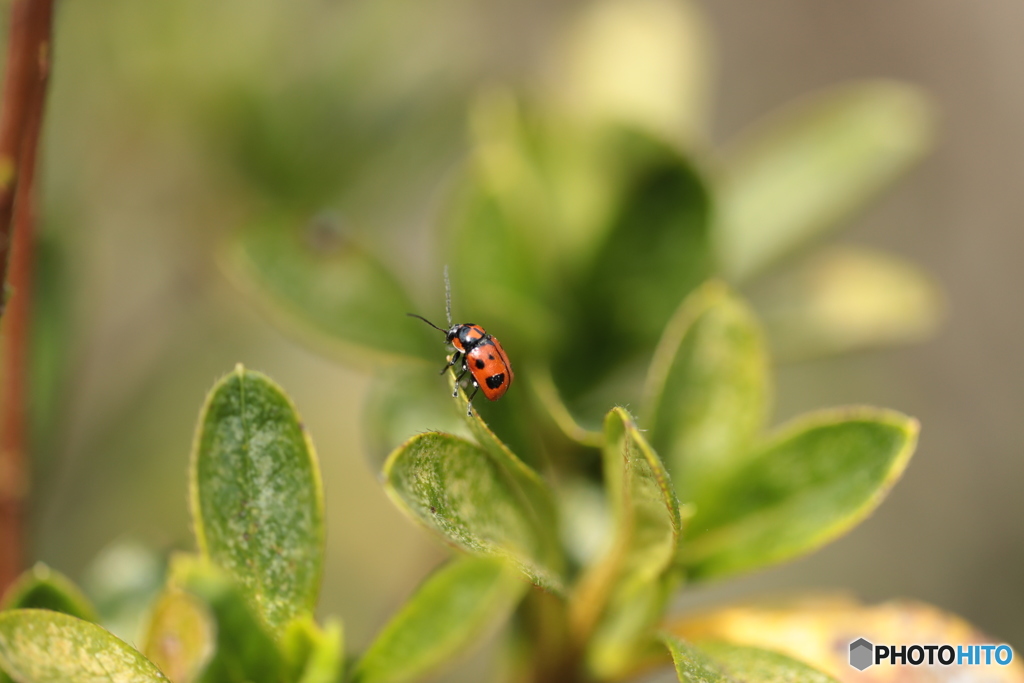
<box><xmin>407</xmin><ymin>268</ymin><xmax>514</xmax><ymax>415</ymax></box>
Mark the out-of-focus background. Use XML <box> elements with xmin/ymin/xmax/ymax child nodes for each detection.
<box><xmin>17</xmin><ymin>0</ymin><xmax>1023</xmax><ymax>660</ymax></box>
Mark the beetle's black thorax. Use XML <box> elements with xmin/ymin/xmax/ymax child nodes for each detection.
<box><xmin>448</xmin><ymin>324</ymin><xmax>491</xmax><ymax>353</ymax></box>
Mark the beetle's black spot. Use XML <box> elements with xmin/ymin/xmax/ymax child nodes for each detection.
<box><xmin>475</xmin><ymin>358</ymin><xmax>485</xmax><ymax>369</ymax></box>
<box><xmin>488</xmin><ymin>354</ymin><xmax>495</xmax><ymax>360</ymax></box>
<box><xmin>486</xmin><ymin>373</ymin><xmax>505</xmax><ymax>390</ymax></box>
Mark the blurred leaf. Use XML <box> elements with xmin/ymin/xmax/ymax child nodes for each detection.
<box><xmin>28</xmin><ymin>236</ymin><xmax>70</xmax><ymax>458</ymax></box>
<box><xmin>0</xmin><ymin>565</ymin><xmax>98</xmax><ymax>683</ymax></box>
<box><xmin>671</xmin><ymin>594</ymin><xmax>1024</xmax><ymax>683</ymax></box>
<box><xmin>282</xmin><ymin>617</ymin><xmax>344</xmax><ymax>683</ymax></box>
<box><xmin>544</xmin><ymin>0</ymin><xmax>712</xmax><ymax>146</ymax></box>
<box><xmin>664</xmin><ymin>635</ymin><xmax>838</xmax><ymax>683</ymax></box>
<box><xmin>170</xmin><ymin>555</ymin><xmax>286</xmax><ymax>683</ymax></box>
<box><xmin>528</xmin><ymin>364</ymin><xmax>603</xmax><ymax>448</ymax></box>
<box><xmin>0</xmin><ymin>609</ymin><xmax>164</xmax><ymax>682</ymax></box>
<box><xmin>353</xmin><ymin>557</ymin><xmax>525</xmax><ymax>683</ymax></box>
<box><xmin>384</xmin><ymin>432</ymin><xmax>565</xmax><ymax>595</ymax></box>
<box><xmin>212</xmin><ymin>80</ymin><xmax>371</xmax><ymax>209</ymax></box>
<box><xmin>577</xmin><ymin>408</ymin><xmax>682</xmax><ymax>679</ymax></box>
<box><xmin>450</xmin><ymin>94</ymin><xmax>709</xmax><ymax>355</ymax></box>
<box><xmin>581</xmin><ymin>132</ymin><xmax>713</xmax><ymax>346</ymax></box>
<box><xmin>681</xmin><ymin>408</ymin><xmax>919</xmax><ymax>581</ymax></box>
<box><xmin>208</xmin><ymin>67</ymin><xmax>465</xmax><ymax>218</ymax></box>
<box><xmin>190</xmin><ymin>365</ymin><xmax>324</xmax><ymax>638</ymax></box>
<box><xmin>716</xmin><ymin>81</ymin><xmax>934</xmax><ymax>282</ymax></box>
<box><xmin>753</xmin><ymin>246</ymin><xmax>943</xmax><ymax>361</ymax></box>
<box><xmin>446</xmin><ymin>92</ymin><xmax>565</xmax><ymax>353</ymax></box>
<box><xmin>0</xmin><ymin>563</ymin><xmax>97</xmax><ymax>622</ymax></box>
<box><xmin>81</xmin><ymin>540</ymin><xmax>166</xmax><ymax>643</ymax></box>
<box><xmin>557</xmin><ymin>477</ymin><xmax>613</xmax><ymax>569</ymax></box>
<box><xmin>141</xmin><ymin>588</ymin><xmax>215</xmax><ymax>683</ymax></box>
<box><xmin>644</xmin><ymin>282</ymin><xmax>769</xmax><ymax>502</ymax></box>
<box><xmin>223</xmin><ymin>213</ymin><xmax>435</xmax><ymax>366</ymax></box>
<box><xmin>559</xmin><ymin>131</ymin><xmax>713</xmax><ymax>402</ymax></box>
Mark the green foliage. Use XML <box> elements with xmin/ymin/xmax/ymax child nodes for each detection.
<box><xmin>3</xmin><ymin>2</ymin><xmax>961</xmax><ymax>683</ymax></box>
<box><xmin>715</xmin><ymin>80</ymin><xmax>934</xmax><ymax>282</ymax></box>
<box><xmin>353</xmin><ymin>557</ymin><xmax>524</xmax><ymax>683</ymax></box>
<box><xmin>576</xmin><ymin>408</ymin><xmax>681</xmax><ymax>679</ymax></box>
<box><xmin>164</xmin><ymin>555</ymin><xmax>287</xmax><ymax>683</ymax></box>
<box><xmin>0</xmin><ymin>610</ymin><xmax>166</xmax><ymax>683</ymax></box>
<box><xmin>282</xmin><ymin>617</ymin><xmax>344</xmax><ymax>683</ymax></box>
<box><xmin>681</xmin><ymin>409</ymin><xmax>919</xmax><ymax>581</ymax></box>
<box><xmin>0</xmin><ymin>566</ymin><xmax>99</xmax><ymax>683</ymax></box>
<box><xmin>383</xmin><ymin>432</ymin><xmax>565</xmax><ymax>595</ymax></box>
<box><xmin>663</xmin><ymin>635</ymin><xmax>839</xmax><ymax>683</ymax></box>
<box><xmin>140</xmin><ymin>587</ymin><xmax>214</xmax><ymax>683</ymax></box>
<box><xmin>224</xmin><ymin>216</ymin><xmax>435</xmax><ymax>366</ymax></box>
<box><xmin>644</xmin><ymin>282</ymin><xmax>769</xmax><ymax>502</ymax></box>
<box><xmin>0</xmin><ymin>564</ymin><xmax>96</xmax><ymax>622</ymax></box>
<box><xmin>190</xmin><ymin>364</ymin><xmax>324</xmax><ymax>638</ymax></box>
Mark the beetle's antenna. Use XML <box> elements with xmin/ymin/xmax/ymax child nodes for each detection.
<box><xmin>407</xmin><ymin>313</ymin><xmax>447</xmax><ymax>333</ymax></box>
<box><xmin>443</xmin><ymin>264</ymin><xmax>453</xmax><ymax>327</ymax></box>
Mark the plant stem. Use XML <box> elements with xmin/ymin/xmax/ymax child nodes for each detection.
<box><xmin>521</xmin><ymin>589</ymin><xmax>588</xmax><ymax>683</ymax></box>
<box><xmin>0</xmin><ymin>0</ymin><xmax>54</xmax><ymax>595</ymax></box>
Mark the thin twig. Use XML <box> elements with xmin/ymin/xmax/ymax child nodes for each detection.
<box><xmin>0</xmin><ymin>0</ymin><xmax>54</xmax><ymax>595</ymax></box>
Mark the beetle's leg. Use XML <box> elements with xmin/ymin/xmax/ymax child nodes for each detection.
<box><xmin>466</xmin><ymin>385</ymin><xmax>479</xmax><ymax>415</ymax></box>
<box><xmin>453</xmin><ymin>365</ymin><xmax>469</xmax><ymax>398</ymax></box>
<box><xmin>439</xmin><ymin>351</ymin><xmax>462</xmax><ymax>375</ymax></box>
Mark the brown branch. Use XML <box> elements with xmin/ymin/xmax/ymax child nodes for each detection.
<box><xmin>0</xmin><ymin>0</ymin><xmax>54</xmax><ymax>595</ymax></box>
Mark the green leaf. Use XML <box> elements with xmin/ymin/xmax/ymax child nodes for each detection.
<box><xmin>715</xmin><ymin>80</ymin><xmax>934</xmax><ymax>281</ymax></box>
<box><xmin>583</xmin><ymin>132</ymin><xmax>713</xmax><ymax>346</ymax></box>
<box><xmin>0</xmin><ymin>566</ymin><xmax>98</xmax><ymax>683</ymax></box>
<box><xmin>282</xmin><ymin>617</ymin><xmax>344</xmax><ymax>683</ymax></box>
<box><xmin>141</xmin><ymin>588</ymin><xmax>214</xmax><ymax>683</ymax></box>
<box><xmin>190</xmin><ymin>365</ymin><xmax>324</xmax><ymax>638</ymax></box>
<box><xmin>0</xmin><ymin>563</ymin><xmax>97</xmax><ymax>622</ymax></box>
<box><xmin>223</xmin><ymin>214</ymin><xmax>435</xmax><ymax>365</ymax></box>
<box><xmin>644</xmin><ymin>282</ymin><xmax>770</xmax><ymax>502</ymax></box>
<box><xmin>451</xmin><ymin>373</ymin><xmax>562</xmax><ymax>549</ymax></box>
<box><xmin>384</xmin><ymin>432</ymin><xmax>565</xmax><ymax>594</ymax></box>
<box><xmin>681</xmin><ymin>408</ymin><xmax>919</xmax><ymax>581</ymax></box>
<box><xmin>0</xmin><ymin>609</ymin><xmax>166</xmax><ymax>683</ymax></box>
<box><xmin>557</xmin><ymin>130</ymin><xmax>713</xmax><ymax>402</ymax></box>
<box><xmin>353</xmin><ymin>557</ymin><xmax>525</xmax><ymax>683</ymax></box>
<box><xmin>662</xmin><ymin>635</ymin><xmax>732</xmax><ymax>683</ymax></box>
<box><xmin>663</xmin><ymin>635</ymin><xmax>839</xmax><ymax>683</ymax></box>
<box><xmin>529</xmin><ymin>363</ymin><xmax>604</xmax><ymax>448</ymax></box>
<box><xmin>752</xmin><ymin>246</ymin><xmax>943</xmax><ymax>361</ymax></box>
<box><xmin>169</xmin><ymin>556</ymin><xmax>286</xmax><ymax>683</ymax></box>
<box><xmin>576</xmin><ymin>408</ymin><xmax>681</xmax><ymax>679</ymax></box>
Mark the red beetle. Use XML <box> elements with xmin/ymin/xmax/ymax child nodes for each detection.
<box><xmin>408</xmin><ymin>268</ymin><xmax>514</xmax><ymax>415</ymax></box>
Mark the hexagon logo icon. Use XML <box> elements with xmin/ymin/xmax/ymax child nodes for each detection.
<box><xmin>850</xmin><ymin>638</ymin><xmax>874</xmax><ymax>670</ymax></box>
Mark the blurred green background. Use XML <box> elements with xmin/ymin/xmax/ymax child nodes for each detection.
<box><xmin>18</xmin><ymin>0</ymin><xmax>1023</xmax><ymax>664</ymax></box>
